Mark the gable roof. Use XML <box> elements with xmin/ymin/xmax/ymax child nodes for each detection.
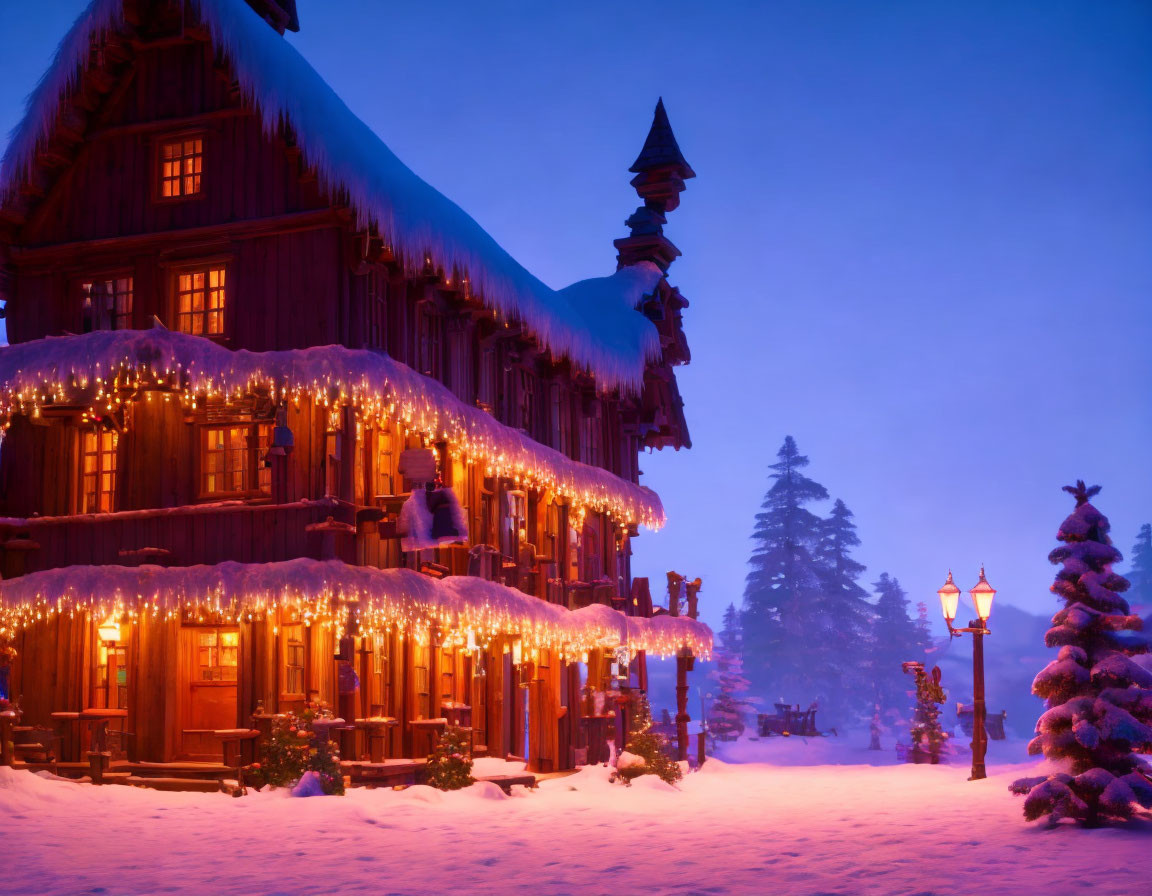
<box><xmin>0</xmin><ymin>0</ymin><xmax>663</xmax><ymax>391</ymax></box>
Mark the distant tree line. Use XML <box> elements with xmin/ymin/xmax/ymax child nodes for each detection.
<box><xmin>737</xmin><ymin>435</ymin><xmax>932</xmax><ymax>729</ymax></box>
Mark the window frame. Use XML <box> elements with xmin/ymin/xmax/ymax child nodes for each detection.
<box><xmin>197</xmin><ymin>421</ymin><xmax>272</xmax><ymax>500</ymax></box>
<box><xmin>174</xmin><ymin>263</ymin><xmax>228</xmax><ymax>338</ymax></box>
<box><xmin>156</xmin><ymin>133</ymin><xmax>206</xmax><ymax>202</ymax></box>
<box><xmin>79</xmin><ymin>274</ymin><xmax>134</xmax><ymax>332</ymax></box>
<box><xmin>81</xmin><ymin>427</ymin><xmax>119</xmax><ymax>514</ymax></box>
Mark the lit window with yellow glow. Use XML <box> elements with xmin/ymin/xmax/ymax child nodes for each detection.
<box><xmin>82</xmin><ymin>429</ymin><xmax>118</xmax><ymax>513</ymax></box>
<box><xmin>201</xmin><ymin>423</ymin><xmax>271</xmax><ymax>497</ymax></box>
<box><xmin>177</xmin><ymin>267</ymin><xmax>226</xmax><ymax>336</ymax></box>
<box><xmin>159</xmin><ymin>137</ymin><xmax>203</xmax><ymax>198</ymax></box>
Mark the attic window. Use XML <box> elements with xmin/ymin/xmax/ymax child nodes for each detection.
<box><xmin>159</xmin><ymin>137</ymin><xmax>203</xmax><ymax>198</ymax></box>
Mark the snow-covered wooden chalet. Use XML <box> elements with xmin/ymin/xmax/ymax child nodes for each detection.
<box><xmin>0</xmin><ymin>0</ymin><xmax>707</xmax><ymax>779</ymax></box>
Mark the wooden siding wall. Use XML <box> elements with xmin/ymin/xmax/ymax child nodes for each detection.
<box><xmin>13</xmin><ymin>502</ymin><xmax>335</xmax><ymax>574</ymax></box>
<box><xmin>19</xmin><ymin>41</ymin><xmax>329</xmax><ymax>248</ymax></box>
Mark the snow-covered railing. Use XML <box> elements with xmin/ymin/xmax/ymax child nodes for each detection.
<box><xmin>0</xmin><ymin>0</ymin><xmax>663</xmax><ymax>391</ymax></box>
<box><xmin>0</xmin><ymin>328</ymin><xmax>664</xmax><ymax>529</ymax></box>
<box><xmin>0</xmin><ymin>558</ymin><xmax>712</xmax><ymax>658</ymax></box>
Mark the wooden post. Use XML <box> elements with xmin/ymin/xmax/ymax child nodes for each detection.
<box><xmin>676</xmin><ymin>650</ymin><xmax>690</xmax><ymax>763</ymax></box>
<box><xmin>0</xmin><ymin>713</ymin><xmax>14</xmax><ymax>767</ymax></box>
<box><xmin>339</xmin><ymin>405</ymin><xmax>356</xmax><ymax>504</ymax></box>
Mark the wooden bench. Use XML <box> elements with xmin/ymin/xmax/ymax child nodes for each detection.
<box><xmin>475</xmin><ymin>773</ymin><xmax>537</xmax><ymax>794</ymax></box>
<box><xmin>125</xmin><ymin>775</ymin><xmax>224</xmax><ymax>793</ymax></box>
<box><xmin>343</xmin><ymin>759</ymin><xmax>425</xmax><ymax>788</ymax></box>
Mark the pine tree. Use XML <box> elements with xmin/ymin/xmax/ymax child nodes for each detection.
<box><xmin>1010</xmin><ymin>482</ymin><xmax>1152</xmax><ymax>825</ymax></box>
<box><xmin>868</xmin><ymin>573</ymin><xmax>927</xmax><ymax>725</ymax></box>
<box><xmin>707</xmin><ymin>604</ymin><xmax>758</xmax><ymax>740</ymax></box>
<box><xmin>742</xmin><ymin>436</ymin><xmax>828</xmax><ymax>705</ymax></box>
<box><xmin>813</xmin><ymin>499</ymin><xmax>873</xmax><ymax>722</ymax></box>
<box><xmin>1128</xmin><ymin>524</ymin><xmax>1152</xmax><ymax>611</ymax></box>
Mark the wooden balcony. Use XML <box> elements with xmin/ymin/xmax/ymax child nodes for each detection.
<box><xmin>0</xmin><ymin>499</ymin><xmax>350</xmax><ymax>577</ymax></box>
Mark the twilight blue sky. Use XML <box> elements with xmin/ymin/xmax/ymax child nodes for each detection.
<box><xmin>1</xmin><ymin>1</ymin><xmax>1150</xmax><ymax>635</ymax></box>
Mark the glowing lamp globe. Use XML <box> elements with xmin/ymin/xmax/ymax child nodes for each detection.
<box><xmin>937</xmin><ymin>571</ymin><xmax>961</xmax><ymax>622</ymax></box>
<box><xmin>97</xmin><ymin>618</ymin><xmax>121</xmax><ymax>644</ymax></box>
<box><xmin>970</xmin><ymin>567</ymin><xmax>996</xmax><ymax>621</ymax></box>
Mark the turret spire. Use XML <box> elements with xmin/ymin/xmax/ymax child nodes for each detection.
<box><xmin>615</xmin><ymin>99</ymin><xmax>694</xmax><ymax>272</ymax></box>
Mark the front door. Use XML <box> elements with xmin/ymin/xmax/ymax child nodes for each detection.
<box><xmin>179</xmin><ymin>625</ymin><xmax>239</xmax><ymax>760</ymax></box>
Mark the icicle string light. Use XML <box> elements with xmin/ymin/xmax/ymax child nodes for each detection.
<box><xmin>0</xmin><ymin>559</ymin><xmax>712</xmax><ymax>658</ymax></box>
<box><xmin>0</xmin><ymin>328</ymin><xmax>665</xmax><ymax>530</ymax></box>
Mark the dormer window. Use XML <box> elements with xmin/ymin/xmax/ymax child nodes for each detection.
<box><xmin>81</xmin><ymin>277</ymin><xmax>133</xmax><ymax>331</ymax></box>
<box><xmin>159</xmin><ymin>136</ymin><xmax>203</xmax><ymax>199</ymax></box>
<box><xmin>176</xmin><ymin>266</ymin><xmax>226</xmax><ymax>336</ymax></box>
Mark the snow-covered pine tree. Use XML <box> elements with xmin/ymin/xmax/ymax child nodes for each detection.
<box><xmin>1010</xmin><ymin>482</ymin><xmax>1152</xmax><ymax>825</ymax></box>
<box><xmin>1128</xmin><ymin>523</ymin><xmax>1152</xmax><ymax>611</ymax></box>
<box><xmin>813</xmin><ymin>499</ymin><xmax>874</xmax><ymax>722</ymax></box>
<box><xmin>707</xmin><ymin>604</ymin><xmax>758</xmax><ymax>740</ymax></box>
<box><xmin>741</xmin><ymin>436</ymin><xmax>828</xmax><ymax>705</ymax></box>
<box><xmin>868</xmin><ymin>573</ymin><xmax>927</xmax><ymax>725</ymax></box>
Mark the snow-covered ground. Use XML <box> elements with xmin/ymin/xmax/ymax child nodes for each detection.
<box><xmin>2</xmin><ymin>739</ymin><xmax>1149</xmax><ymax>896</ymax></box>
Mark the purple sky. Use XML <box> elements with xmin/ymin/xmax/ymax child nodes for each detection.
<box><xmin>2</xmin><ymin>1</ymin><xmax>1150</xmax><ymax>635</ymax></box>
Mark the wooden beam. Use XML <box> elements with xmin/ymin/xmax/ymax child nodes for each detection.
<box><xmin>11</xmin><ymin>209</ymin><xmax>342</xmax><ymax>268</ymax></box>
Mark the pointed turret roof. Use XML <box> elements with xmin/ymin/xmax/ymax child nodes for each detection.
<box><xmin>629</xmin><ymin>98</ymin><xmax>695</xmax><ymax>179</ymax></box>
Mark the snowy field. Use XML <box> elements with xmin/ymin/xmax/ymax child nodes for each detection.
<box><xmin>2</xmin><ymin>738</ymin><xmax>1149</xmax><ymax>896</ymax></box>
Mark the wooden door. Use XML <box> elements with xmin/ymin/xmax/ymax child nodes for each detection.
<box><xmin>179</xmin><ymin>625</ymin><xmax>239</xmax><ymax>759</ymax></box>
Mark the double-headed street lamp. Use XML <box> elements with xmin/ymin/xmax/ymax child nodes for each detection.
<box><xmin>937</xmin><ymin>567</ymin><xmax>997</xmax><ymax>781</ymax></box>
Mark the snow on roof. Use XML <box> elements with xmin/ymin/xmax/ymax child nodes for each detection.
<box><xmin>0</xmin><ymin>0</ymin><xmax>663</xmax><ymax>391</ymax></box>
<box><xmin>0</xmin><ymin>558</ymin><xmax>713</xmax><ymax>657</ymax></box>
<box><xmin>0</xmin><ymin>327</ymin><xmax>664</xmax><ymax>528</ymax></box>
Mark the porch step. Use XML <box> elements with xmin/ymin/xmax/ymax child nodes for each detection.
<box><xmin>125</xmin><ymin>761</ymin><xmax>233</xmax><ymax>780</ymax></box>
<box><xmin>125</xmin><ymin>775</ymin><xmax>224</xmax><ymax>793</ymax></box>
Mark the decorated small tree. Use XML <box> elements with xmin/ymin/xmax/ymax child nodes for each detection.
<box><xmin>250</xmin><ymin>701</ymin><xmax>344</xmax><ymax>795</ymax></box>
<box><xmin>1011</xmin><ymin>482</ymin><xmax>1152</xmax><ymax>825</ymax></box>
<box><xmin>426</xmin><ymin>726</ymin><xmax>474</xmax><ymax>790</ymax></box>
<box><xmin>707</xmin><ymin>604</ymin><xmax>758</xmax><ymax>740</ymax></box>
<box><xmin>615</xmin><ymin>692</ymin><xmax>682</xmax><ymax>785</ymax></box>
<box><xmin>903</xmin><ymin>662</ymin><xmax>947</xmax><ymax>763</ymax></box>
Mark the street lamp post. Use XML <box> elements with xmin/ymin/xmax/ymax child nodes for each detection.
<box><xmin>937</xmin><ymin>568</ymin><xmax>996</xmax><ymax>781</ymax></box>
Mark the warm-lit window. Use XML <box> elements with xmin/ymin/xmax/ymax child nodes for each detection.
<box><xmin>95</xmin><ymin>640</ymin><xmax>128</xmax><ymax>710</ymax></box>
<box><xmin>285</xmin><ymin>635</ymin><xmax>305</xmax><ymax>696</ymax></box>
<box><xmin>197</xmin><ymin>629</ymin><xmax>238</xmax><ymax>681</ymax></box>
<box><xmin>82</xmin><ymin>277</ymin><xmax>133</xmax><ymax>331</ymax></box>
<box><xmin>160</xmin><ymin>137</ymin><xmax>203</xmax><ymax>198</ymax></box>
<box><xmin>82</xmin><ymin>429</ymin><xmax>118</xmax><ymax>513</ymax></box>
<box><xmin>177</xmin><ymin>267</ymin><xmax>226</xmax><ymax>336</ymax></box>
<box><xmin>200</xmin><ymin>423</ymin><xmax>271</xmax><ymax>497</ymax></box>
<box><xmin>375</xmin><ymin>428</ymin><xmax>396</xmax><ymax>496</ymax></box>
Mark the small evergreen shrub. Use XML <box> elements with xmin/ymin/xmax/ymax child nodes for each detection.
<box><xmin>252</xmin><ymin>701</ymin><xmax>344</xmax><ymax>795</ymax></box>
<box><xmin>616</xmin><ymin>693</ymin><xmax>682</xmax><ymax>786</ymax></box>
<box><xmin>426</xmin><ymin>726</ymin><xmax>474</xmax><ymax>790</ymax></box>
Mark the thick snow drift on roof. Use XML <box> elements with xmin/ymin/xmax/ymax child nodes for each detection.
<box><xmin>0</xmin><ymin>558</ymin><xmax>712</xmax><ymax>657</ymax></box>
<box><xmin>0</xmin><ymin>327</ymin><xmax>664</xmax><ymax>528</ymax></box>
<box><xmin>0</xmin><ymin>0</ymin><xmax>663</xmax><ymax>390</ymax></box>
